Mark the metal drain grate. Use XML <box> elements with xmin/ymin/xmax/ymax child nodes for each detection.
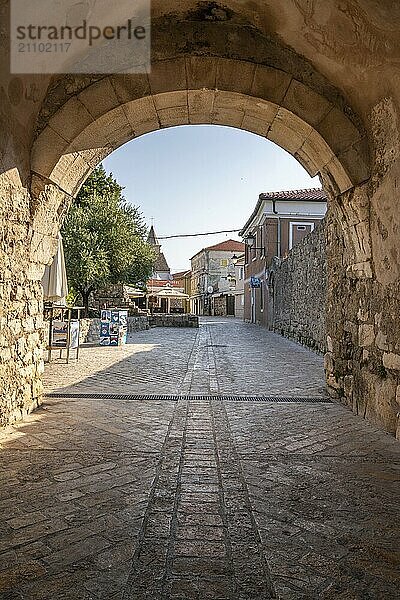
<box><xmin>45</xmin><ymin>393</ymin><xmax>332</xmax><ymax>403</ymax></box>
<box><xmin>206</xmin><ymin>344</ymin><xmax>228</xmax><ymax>348</ymax></box>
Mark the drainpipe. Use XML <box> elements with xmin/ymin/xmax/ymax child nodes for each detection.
<box><xmin>272</xmin><ymin>200</ymin><xmax>281</xmax><ymax>259</ymax></box>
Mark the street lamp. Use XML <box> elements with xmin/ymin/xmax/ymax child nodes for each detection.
<box><xmin>244</xmin><ymin>234</ymin><xmax>265</xmax><ymax>254</ymax></box>
<box><xmin>231</xmin><ymin>252</ymin><xmax>245</xmax><ymax>265</ymax></box>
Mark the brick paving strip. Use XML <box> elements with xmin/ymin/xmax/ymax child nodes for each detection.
<box><xmin>122</xmin><ymin>397</ymin><xmax>276</xmax><ymax>600</ymax></box>
<box><xmin>180</xmin><ymin>326</ymin><xmax>219</xmax><ymax>395</ymax></box>
<box><xmin>121</xmin><ymin>399</ymin><xmax>187</xmax><ymax>599</ymax></box>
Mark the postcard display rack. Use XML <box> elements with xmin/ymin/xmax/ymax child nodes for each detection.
<box><xmin>100</xmin><ymin>309</ymin><xmax>128</xmax><ymax>346</ymax></box>
<box><xmin>46</xmin><ymin>305</ymin><xmax>83</xmax><ymax>363</ymax></box>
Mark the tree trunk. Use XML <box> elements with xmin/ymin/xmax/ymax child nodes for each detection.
<box><xmin>81</xmin><ymin>289</ymin><xmax>91</xmax><ymax>317</ymax></box>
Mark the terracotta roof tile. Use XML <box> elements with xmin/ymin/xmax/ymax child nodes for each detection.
<box><xmin>259</xmin><ymin>187</ymin><xmax>327</xmax><ymax>201</ymax></box>
<box><xmin>205</xmin><ymin>239</ymin><xmax>245</xmax><ymax>252</ymax></box>
<box><xmin>240</xmin><ymin>187</ymin><xmax>327</xmax><ymax>235</ymax></box>
<box><xmin>147</xmin><ymin>279</ymin><xmax>180</xmax><ymax>288</ymax></box>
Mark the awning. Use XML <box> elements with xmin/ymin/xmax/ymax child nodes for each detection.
<box><xmin>41</xmin><ymin>233</ymin><xmax>68</xmax><ymax>304</ymax></box>
<box><xmin>155</xmin><ymin>288</ymin><xmax>189</xmax><ymax>299</ymax></box>
<box><xmin>124</xmin><ymin>286</ymin><xmax>146</xmax><ymax>298</ymax></box>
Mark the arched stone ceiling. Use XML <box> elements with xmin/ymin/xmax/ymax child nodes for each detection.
<box><xmin>31</xmin><ymin>57</ymin><xmax>369</xmax><ymax>198</ymax></box>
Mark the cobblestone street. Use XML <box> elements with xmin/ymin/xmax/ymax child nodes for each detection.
<box><xmin>1</xmin><ymin>318</ymin><xmax>399</xmax><ymax>599</ymax></box>
<box><xmin>44</xmin><ymin>318</ymin><xmax>326</xmax><ymax>398</ymax></box>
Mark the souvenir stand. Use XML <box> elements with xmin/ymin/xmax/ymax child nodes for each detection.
<box><xmin>99</xmin><ymin>308</ymin><xmax>128</xmax><ymax>346</ymax></box>
<box><xmin>45</xmin><ymin>304</ymin><xmax>83</xmax><ymax>363</ymax></box>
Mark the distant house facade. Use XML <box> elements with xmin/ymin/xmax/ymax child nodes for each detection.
<box><xmin>240</xmin><ymin>188</ymin><xmax>327</xmax><ymax>326</ymax></box>
<box><xmin>232</xmin><ymin>253</ymin><xmax>245</xmax><ymax>320</ymax></box>
<box><xmin>172</xmin><ymin>270</ymin><xmax>192</xmax><ymax>313</ymax></box>
<box><xmin>190</xmin><ymin>239</ymin><xmax>245</xmax><ymax>316</ymax></box>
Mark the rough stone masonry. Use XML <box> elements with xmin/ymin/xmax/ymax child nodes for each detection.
<box><xmin>1</xmin><ymin>1</ymin><xmax>400</xmax><ymax>438</ymax></box>
<box><xmin>269</xmin><ymin>222</ymin><xmax>327</xmax><ymax>354</ymax></box>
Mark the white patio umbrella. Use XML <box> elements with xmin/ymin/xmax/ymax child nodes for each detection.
<box><xmin>155</xmin><ymin>287</ymin><xmax>189</xmax><ymax>313</ymax></box>
<box><xmin>41</xmin><ymin>233</ymin><xmax>68</xmax><ymax>305</ymax></box>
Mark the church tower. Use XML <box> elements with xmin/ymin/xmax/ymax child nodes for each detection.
<box><xmin>147</xmin><ymin>226</ymin><xmax>171</xmax><ymax>281</ymax></box>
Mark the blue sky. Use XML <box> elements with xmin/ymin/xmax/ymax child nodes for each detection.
<box><xmin>103</xmin><ymin>125</ymin><xmax>318</xmax><ymax>272</ymax></box>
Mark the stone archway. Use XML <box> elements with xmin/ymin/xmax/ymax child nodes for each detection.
<box><xmin>31</xmin><ymin>56</ymin><xmax>367</xmax><ymax>198</ymax></box>
<box><xmin>1</xmin><ymin>1</ymin><xmax>400</xmax><ymax>437</ymax></box>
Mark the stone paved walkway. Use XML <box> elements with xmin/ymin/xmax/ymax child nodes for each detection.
<box><xmin>44</xmin><ymin>318</ymin><xmax>326</xmax><ymax>397</ymax></box>
<box><xmin>1</xmin><ymin>318</ymin><xmax>399</xmax><ymax>599</ymax></box>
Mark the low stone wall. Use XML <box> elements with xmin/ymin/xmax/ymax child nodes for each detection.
<box><xmin>43</xmin><ymin>316</ymin><xmax>149</xmax><ymax>347</ymax></box>
<box><xmin>80</xmin><ymin>318</ymin><xmax>99</xmax><ymax>343</ymax></box>
<box><xmin>43</xmin><ymin>314</ymin><xmax>196</xmax><ymax>342</ymax></box>
<box><xmin>127</xmin><ymin>316</ymin><xmax>150</xmax><ymax>333</ymax></box>
<box><xmin>269</xmin><ymin>223</ymin><xmax>326</xmax><ymax>353</ymax></box>
<box><xmin>77</xmin><ymin>316</ymin><xmax>150</xmax><ymax>341</ymax></box>
<box><xmin>148</xmin><ymin>314</ymin><xmax>199</xmax><ymax>328</ymax></box>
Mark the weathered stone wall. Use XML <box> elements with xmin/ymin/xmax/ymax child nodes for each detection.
<box><xmin>324</xmin><ymin>99</ymin><xmax>400</xmax><ymax>438</ymax></box>
<box><xmin>0</xmin><ymin>131</ymin><xmax>70</xmax><ymax>425</ymax></box>
<box><xmin>127</xmin><ymin>317</ymin><xmax>151</xmax><ymax>333</ymax></box>
<box><xmin>149</xmin><ymin>314</ymin><xmax>199</xmax><ymax>328</ymax></box>
<box><xmin>269</xmin><ymin>223</ymin><xmax>326</xmax><ymax>353</ymax></box>
<box><xmin>0</xmin><ymin>161</ymin><xmax>67</xmax><ymax>427</ymax></box>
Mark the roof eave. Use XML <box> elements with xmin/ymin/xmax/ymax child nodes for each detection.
<box><xmin>239</xmin><ymin>194</ymin><xmax>265</xmax><ymax>237</ymax></box>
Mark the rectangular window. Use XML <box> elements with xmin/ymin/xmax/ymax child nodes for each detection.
<box><xmin>289</xmin><ymin>222</ymin><xmax>315</xmax><ymax>249</ymax></box>
<box><xmin>220</xmin><ymin>258</ymin><xmax>228</xmax><ymax>267</ymax></box>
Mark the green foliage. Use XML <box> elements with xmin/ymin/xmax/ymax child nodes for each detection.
<box><xmin>62</xmin><ymin>165</ymin><xmax>155</xmax><ymax>310</ymax></box>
